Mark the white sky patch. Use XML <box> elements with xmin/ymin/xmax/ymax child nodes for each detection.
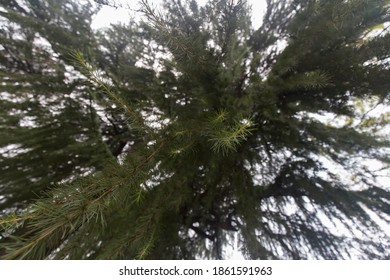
<box><xmin>141</xmin><ymin>106</ymin><xmax>170</xmax><ymax>130</ymax></box>
<box><xmin>92</xmin><ymin>0</ymin><xmax>266</xmax><ymax>30</ymax></box>
<box><xmin>224</xmin><ymin>232</ymin><xmax>245</xmax><ymax>260</ymax></box>
<box><xmin>0</xmin><ymin>144</ymin><xmax>32</xmax><ymax>158</ymax></box>
<box><xmin>19</xmin><ymin>115</ymin><xmax>37</xmax><ymax>127</ymax></box>
<box><xmin>0</xmin><ymin>92</ymin><xmax>25</xmax><ymax>103</ymax></box>
<box><xmin>359</xmin><ymin>203</ymin><xmax>390</xmax><ymax>233</ymax></box>
<box><xmin>64</xmin><ymin>64</ymin><xmax>82</xmax><ymax>84</ymax></box>
<box><xmin>14</xmin><ymin>0</ymin><xmax>31</xmax><ymax>13</ymax></box>
<box><xmin>33</xmin><ymin>33</ymin><xmax>52</xmax><ymax>50</ymax></box>
<box><xmin>91</xmin><ymin>0</ymin><xmax>137</xmax><ymax>30</ymax></box>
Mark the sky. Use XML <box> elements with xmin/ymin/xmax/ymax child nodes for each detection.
<box><xmin>92</xmin><ymin>0</ymin><xmax>267</xmax><ymax>30</ymax></box>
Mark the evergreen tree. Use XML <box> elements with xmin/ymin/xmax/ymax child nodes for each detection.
<box><xmin>0</xmin><ymin>0</ymin><xmax>389</xmax><ymax>259</ymax></box>
<box><xmin>0</xmin><ymin>0</ymin><xmax>113</xmax><ymax>210</ymax></box>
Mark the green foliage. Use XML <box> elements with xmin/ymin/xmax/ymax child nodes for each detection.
<box><xmin>207</xmin><ymin>110</ymin><xmax>255</xmax><ymax>154</ymax></box>
<box><xmin>0</xmin><ymin>0</ymin><xmax>113</xmax><ymax>212</ymax></box>
<box><xmin>1</xmin><ymin>0</ymin><xmax>389</xmax><ymax>260</ymax></box>
<box><xmin>70</xmin><ymin>50</ymin><xmax>153</xmax><ymax>135</ymax></box>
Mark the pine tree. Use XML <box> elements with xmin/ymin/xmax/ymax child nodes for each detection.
<box><xmin>1</xmin><ymin>0</ymin><xmax>389</xmax><ymax>259</ymax></box>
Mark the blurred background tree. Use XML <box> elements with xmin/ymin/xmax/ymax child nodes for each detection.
<box><xmin>0</xmin><ymin>0</ymin><xmax>389</xmax><ymax>259</ymax></box>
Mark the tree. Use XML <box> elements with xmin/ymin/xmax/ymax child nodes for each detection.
<box><xmin>0</xmin><ymin>0</ymin><xmax>112</xmax><ymax>209</ymax></box>
<box><xmin>0</xmin><ymin>0</ymin><xmax>389</xmax><ymax>259</ymax></box>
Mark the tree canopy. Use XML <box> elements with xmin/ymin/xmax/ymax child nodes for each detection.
<box><xmin>0</xmin><ymin>0</ymin><xmax>389</xmax><ymax>259</ymax></box>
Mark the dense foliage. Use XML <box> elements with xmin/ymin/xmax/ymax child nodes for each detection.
<box><xmin>0</xmin><ymin>0</ymin><xmax>389</xmax><ymax>259</ymax></box>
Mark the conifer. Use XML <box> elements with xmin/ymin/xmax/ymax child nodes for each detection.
<box><xmin>0</xmin><ymin>0</ymin><xmax>389</xmax><ymax>259</ymax></box>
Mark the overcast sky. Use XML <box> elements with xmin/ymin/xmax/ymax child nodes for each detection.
<box><xmin>92</xmin><ymin>0</ymin><xmax>267</xmax><ymax>30</ymax></box>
